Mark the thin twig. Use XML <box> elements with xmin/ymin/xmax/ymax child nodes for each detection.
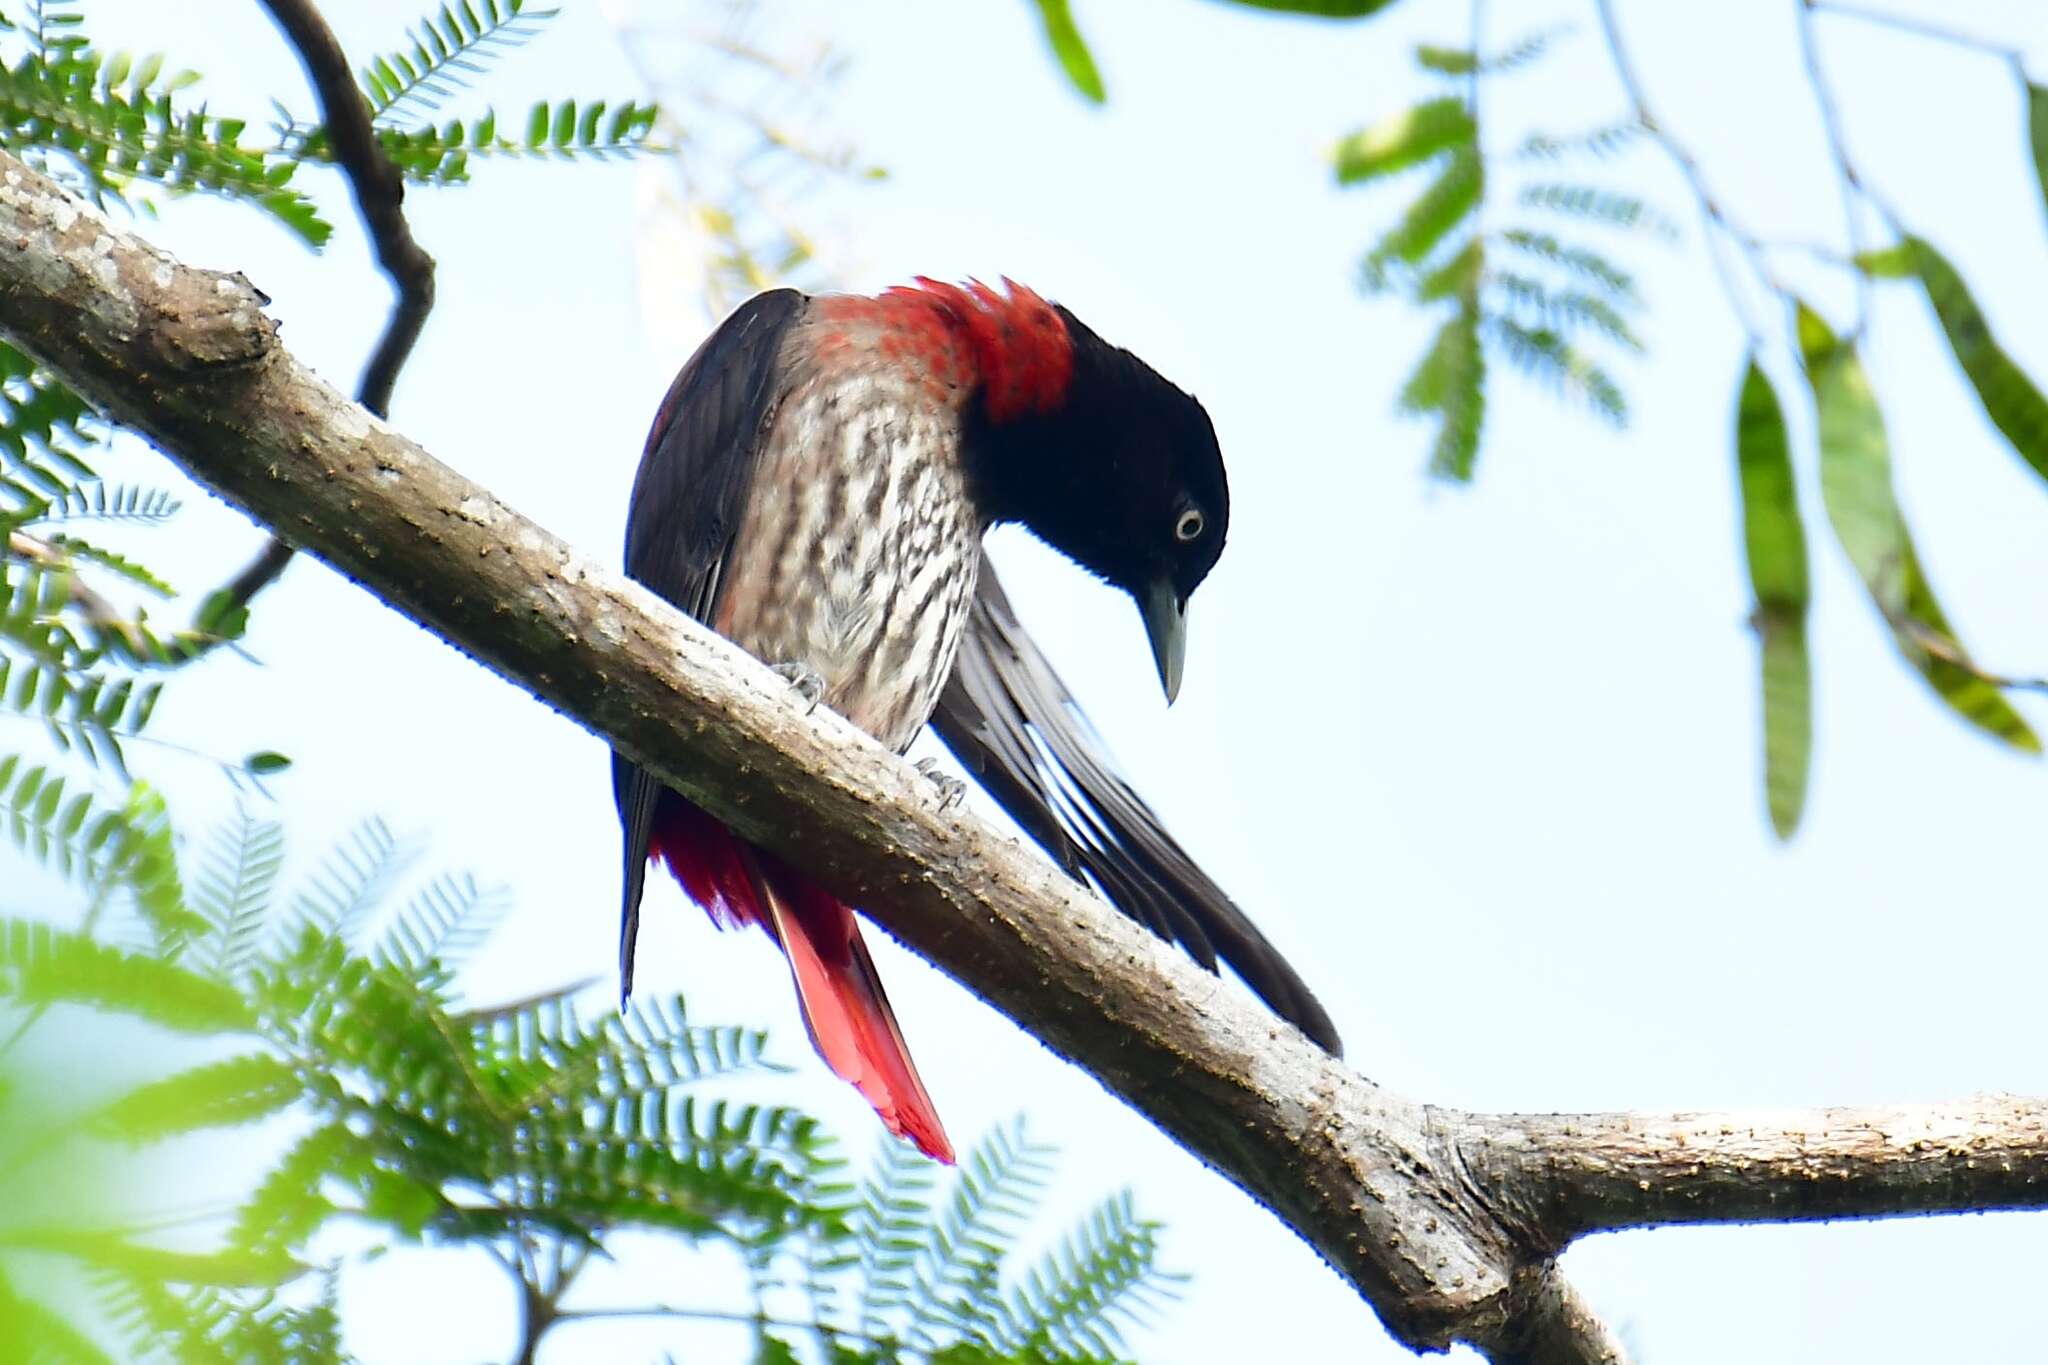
<box><xmin>257</xmin><ymin>0</ymin><xmax>435</xmax><ymax>418</ymax></box>
<box><xmin>1591</xmin><ymin>0</ymin><xmax>1773</xmax><ymax>346</ymax></box>
<box><xmin>180</xmin><ymin>0</ymin><xmax>440</xmax><ymax>644</ymax></box>
<box><xmin>1795</xmin><ymin>0</ymin><xmax>1875</xmax><ymax>333</ymax></box>
<box><xmin>1811</xmin><ymin>0</ymin><xmax>2028</xmax><ymax>75</ymax></box>
<box><xmin>6</xmin><ymin>527</ymin><xmax>142</xmax><ymax>649</ymax></box>
<box><xmin>1898</xmin><ymin>616</ymin><xmax>2048</xmax><ymax>696</ymax></box>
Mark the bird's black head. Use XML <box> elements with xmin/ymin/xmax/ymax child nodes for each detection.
<box><xmin>962</xmin><ymin>303</ymin><xmax>1229</xmax><ymax>702</ymax></box>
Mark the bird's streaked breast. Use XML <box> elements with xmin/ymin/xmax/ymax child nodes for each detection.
<box><xmin>716</xmin><ymin>349</ymin><xmax>981</xmax><ymax>754</ymax></box>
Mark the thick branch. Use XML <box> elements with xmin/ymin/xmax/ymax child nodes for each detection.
<box><xmin>4</xmin><ymin>147</ymin><xmax>2048</xmax><ymax>1361</ymax></box>
<box><xmin>0</xmin><ymin>145</ymin><xmax>1541</xmax><ymax>1356</ymax></box>
<box><xmin>1462</xmin><ymin>1095</ymin><xmax>2048</xmax><ymax>1242</ymax></box>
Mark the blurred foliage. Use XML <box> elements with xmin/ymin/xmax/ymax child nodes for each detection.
<box><xmin>610</xmin><ymin>0</ymin><xmax>884</xmax><ymax>321</ymax></box>
<box><xmin>1332</xmin><ymin>31</ymin><xmax>1660</xmax><ymax>479</ymax></box>
<box><xmin>0</xmin><ymin>813</ymin><xmax>1178</xmax><ymax>1363</ymax></box>
<box><xmin>1027</xmin><ymin>0</ymin><xmax>2048</xmax><ymax>840</ymax></box>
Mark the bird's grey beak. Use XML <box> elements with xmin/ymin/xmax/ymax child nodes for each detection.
<box><xmin>1140</xmin><ymin>578</ymin><xmax>1187</xmax><ymax>704</ymax></box>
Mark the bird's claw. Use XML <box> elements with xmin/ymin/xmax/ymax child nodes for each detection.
<box><xmin>916</xmin><ymin>757</ymin><xmax>968</xmax><ymax>811</ymax></box>
<box><xmin>771</xmin><ymin>661</ymin><xmax>826</xmax><ymax>714</ymax></box>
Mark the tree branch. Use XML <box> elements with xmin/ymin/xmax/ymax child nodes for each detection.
<box><xmin>183</xmin><ymin>0</ymin><xmax>441</xmax><ymax>638</ymax></box>
<box><xmin>1794</xmin><ymin>0</ymin><xmax>1876</xmax><ymax>332</ymax></box>
<box><xmin>3</xmin><ymin>146</ymin><xmax>2047</xmax><ymax>1362</ymax></box>
<box><xmin>1461</xmin><ymin>1095</ymin><xmax>2048</xmax><ymax>1240</ymax></box>
<box><xmin>1592</xmin><ymin>0</ymin><xmax>1775</xmax><ymax>346</ymax></box>
<box><xmin>258</xmin><ymin>0</ymin><xmax>435</xmax><ymax>419</ymax></box>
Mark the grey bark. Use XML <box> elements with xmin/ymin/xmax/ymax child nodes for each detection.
<box><xmin>2</xmin><ymin>149</ymin><xmax>2045</xmax><ymax>1363</ymax></box>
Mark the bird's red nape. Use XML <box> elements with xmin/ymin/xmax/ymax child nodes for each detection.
<box><xmin>809</xmin><ymin>278</ymin><xmax>1074</xmax><ymax>423</ymax></box>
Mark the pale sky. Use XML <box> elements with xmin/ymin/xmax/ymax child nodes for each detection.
<box><xmin>26</xmin><ymin>1</ymin><xmax>2048</xmax><ymax>1361</ymax></box>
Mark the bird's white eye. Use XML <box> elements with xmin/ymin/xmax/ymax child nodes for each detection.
<box><xmin>1174</xmin><ymin>507</ymin><xmax>1205</xmax><ymax>542</ymax></box>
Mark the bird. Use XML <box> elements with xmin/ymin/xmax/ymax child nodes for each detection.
<box><xmin>614</xmin><ymin>278</ymin><xmax>1339</xmax><ymax>1164</ymax></box>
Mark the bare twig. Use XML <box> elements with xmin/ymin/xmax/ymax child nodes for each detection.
<box><xmin>178</xmin><ymin>0</ymin><xmax>441</xmax><ymax>643</ymax></box>
<box><xmin>9</xmin><ymin>143</ymin><xmax>2048</xmax><ymax>1363</ymax></box>
<box><xmin>1898</xmin><ymin>616</ymin><xmax>2048</xmax><ymax>697</ymax></box>
<box><xmin>1811</xmin><ymin>0</ymin><xmax>2028</xmax><ymax>75</ymax></box>
<box><xmin>1794</xmin><ymin>0</ymin><xmax>1876</xmax><ymax>333</ymax></box>
<box><xmin>257</xmin><ymin>0</ymin><xmax>435</xmax><ymax>418</ymax></box>
<box><xmin>1591</xmin><ymin>0</ymin><xmax>1774</xmax><ymax>345</ymax></box>
<box><xmin>6</xmin><ymin>527</ymin><xmax>139</xmax><ymax>646</ymax></box>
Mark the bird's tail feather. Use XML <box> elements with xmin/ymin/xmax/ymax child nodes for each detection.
<box><xmin>649</xmin><ymin>798</ymin><xmax>954</xmax><ymax>1164</ymax></box>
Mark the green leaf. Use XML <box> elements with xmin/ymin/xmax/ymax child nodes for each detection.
<box><xmin>1497</xmin><ymin>228</ymin><xmax>1636</xmax><ymax>297</ymax></box>
<box><xmin>2029</xmin><ymin>84</ymin><xmax>2048</xmax><ymax>222</ymax></box>
<box><xmin>1360</xmin><ymin>145</ymin><xmax>1481</xmax><ymax>288</ymax></box>
<box><xmin>1215</xmin><ymin>0</ymin><xmax>1396</xmax><ymax>14</ymax></box>
<box><xmin>1486</xmin><ymin>316</ymin><xmax>1625</xmax><ymax>423</ymax></box>
<box><xmin>0</xmin><ymin>920</ymin><xmax>252</xmax><ymax>1032</ymax></box>
<box><xmin>1419</xmin><ymin>27</ymin><xmax>1563</xmax><ymax>78</ymax></box>
<box><xmin>87</xmin><ymin>1053</ymin><xmax>299</xmax><ymax>1142</ymax></box>
<box><xmin>1757</xmin><ymin>617</ymin><xmax>1812</xmax><ymax>840</ymax></box>
<box><xmin>190</xmin><ymin>808</ymin><xmax>284</xmax><ymax>983</ymax></box>
<box><xmin>1398</xmin><ymin>294</ymin><xmax>1485</xmax><ymax>481</ymax></box>
<box><xmin>1733</xmin><ymin>360</ymin><xmax>1812</xmax><ymax>838</ymax></box>
<box><xmin>355</xmin><ymin>0</ymin><xmax>556</xmax><ymax>125</ymax></box>
<box><xmin>0</xmin><ymin>1229</ymin><xmax>298</xmax><ymax>1287</ymax></box>
<box><xmin>1853</xmin><ymin>242</ymin><xmax>1916</xmax><ymax>278</ymax></box>
<box><xmin>0</xmin><ymin>1271</ymin><xmax>112</xmax><ymax>1365</ymax></box>
<box><xmin>1333</xmin><ymin>97</ymin><xmax>1473</xmax><ymax>185</ymax></box>
<box><xmin>1798</xmin><ymin>303</ymin><xmax>2039</xmax><ymax>753</ymax></box>
<box><xmin>1028</xmin><ymin>0</ymin><xmax>1104</xmax><ymax>103</ymax></box>
<box><xmin>1520</xmin><ymin>182</ymin><xmax>1674</xmax><ymax>237</ymax></box>
<box><xmin>1735</xmin><ymin>361</ymin><xmax>1809</xmax><ymax>613</ymax></box>
<box><xmin>243</xmin><ymin>750</ymin><xmax>292</xmax><ymax>775</ymax></box>
<box><xmin>1902</xmin><ymin>235</ymin><xmax>2048</xmax><ymax>490</ymax></box>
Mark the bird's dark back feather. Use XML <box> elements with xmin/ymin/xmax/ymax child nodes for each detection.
<box><xmin>615</xmin><ymin>288</ymin><xmax>808</xmax><ymax>997</ymax></box>
<box><xmin>931</xmin><ymin>562</ymin><xmax>1343</xmax><ymax>1055</ymax></box>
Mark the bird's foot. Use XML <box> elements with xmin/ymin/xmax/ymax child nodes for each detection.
<box><xmin>916</xmin><ymin>757</ymin><xmax>968</xmax><ymax>811</ymax></box>
<box><xmin>770</xmin><ymin>661</ymin><xmax>827</xmax><ymax>714</ymax></box>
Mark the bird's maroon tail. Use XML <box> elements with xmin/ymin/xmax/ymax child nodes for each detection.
<box><xmin>647</xmin><ymin>799</ymin><xmax>954</xmax><ymax>1164</ymax></box>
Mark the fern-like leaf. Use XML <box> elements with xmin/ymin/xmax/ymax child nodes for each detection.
<box><xmin>909</xmin><ymin>1120</ymin><xmax>1056</xmax><ymax>1345</ymax></box>
<box><xmin>1495</xmin><ymin>228</ymin><xmax>1636</xmax><ymax>298</ymax></box>
<box><xmin>85</xmin><ymin>1051</ymin><xmax>298</xmax><ymax>1143</ymax></box>
<box><xmin>0</xmin><ymin>32</ymin><xmax>331</xmax><ymax>246</ymax></box>
<box><xmin>1332</xmin><ymin>96</ymin><xmax>1473</xmax><ymax>186</ymax></box>
<box><xmin>1005</xmin><ymin>1192</ymin><xmax>1177</xmax><ymax>1360</ymax></box>
<box><xmin>0</xmin><ymin>917</ymin><xmax>250</xmax><ymax>1032</ymax></box>
<box><xmin>1516</xmin><ymin>120</ymin><xmax>1644</xmax><ymax>162</ymax></box>
<box><xmin>854</xmin><ymin>1134</ymin><xmax>942</xmax><ymax>1338</ymax></box>
<box><xmin>1486</xmin><ymin>315</ymin><xmax>1627</xmax><ymax>422</ymax></box>
<box><xmin>21</xmin><ymin>482</ymin><xmax>179</xmax><ymax>527</ymax></box>
<box><xmin>374</xmin><ymin>870</ymin><xmax>504</xmax><ymax>973</ymax></box>
<box><xmin>1360</xmin><ymin>145</ymin><xmax>1482</xmax><ymax>291</ymax></box>
<box><xmin>278</xmin><ymin>816</ymin><xmax>412</xmax><ymax>947</ymax></box>
<box><xmin>0</xmin><ymin>339</ymin><xmax>98</xmax><ymax>483</ymax></box>
<box><xmin>359</xmin><ymin>0</ymin><xmax>557</xmax><ymax>126</ymax></box>
<box><xmin>1519</xmin><ymin>182</ymin><xmax>1673</xmax><ymax>237</ymax></box>
<box><xmin>191</xmin><ymin>808</ymin><xmax>284</xmax><ymax>982</ymax></box>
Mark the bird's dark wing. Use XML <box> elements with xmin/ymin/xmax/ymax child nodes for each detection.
<box><xmin>930</xmin><ymin>562</ymin><xmax>1342</xmax><ymax>1054</ymax></box>
<box><xmin>615</xmin><ymin>288</ymin><xmax>808</xmax><ymax>998</ymax></box>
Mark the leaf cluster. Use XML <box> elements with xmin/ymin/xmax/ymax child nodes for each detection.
<box><xmin>1730</xmin><ymin>216</ymin><xmax>2048</xmax><ymax>836</ymax></box>
<box><xmin>1</xmin><ymin>813</ymin><xmax>1179</xmax><ymax>1363</ymax></box>
<box><xmin>1332</xmin><ymin>34</ymin><xmax>1660</xmax><ymax>479</ymax></box>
